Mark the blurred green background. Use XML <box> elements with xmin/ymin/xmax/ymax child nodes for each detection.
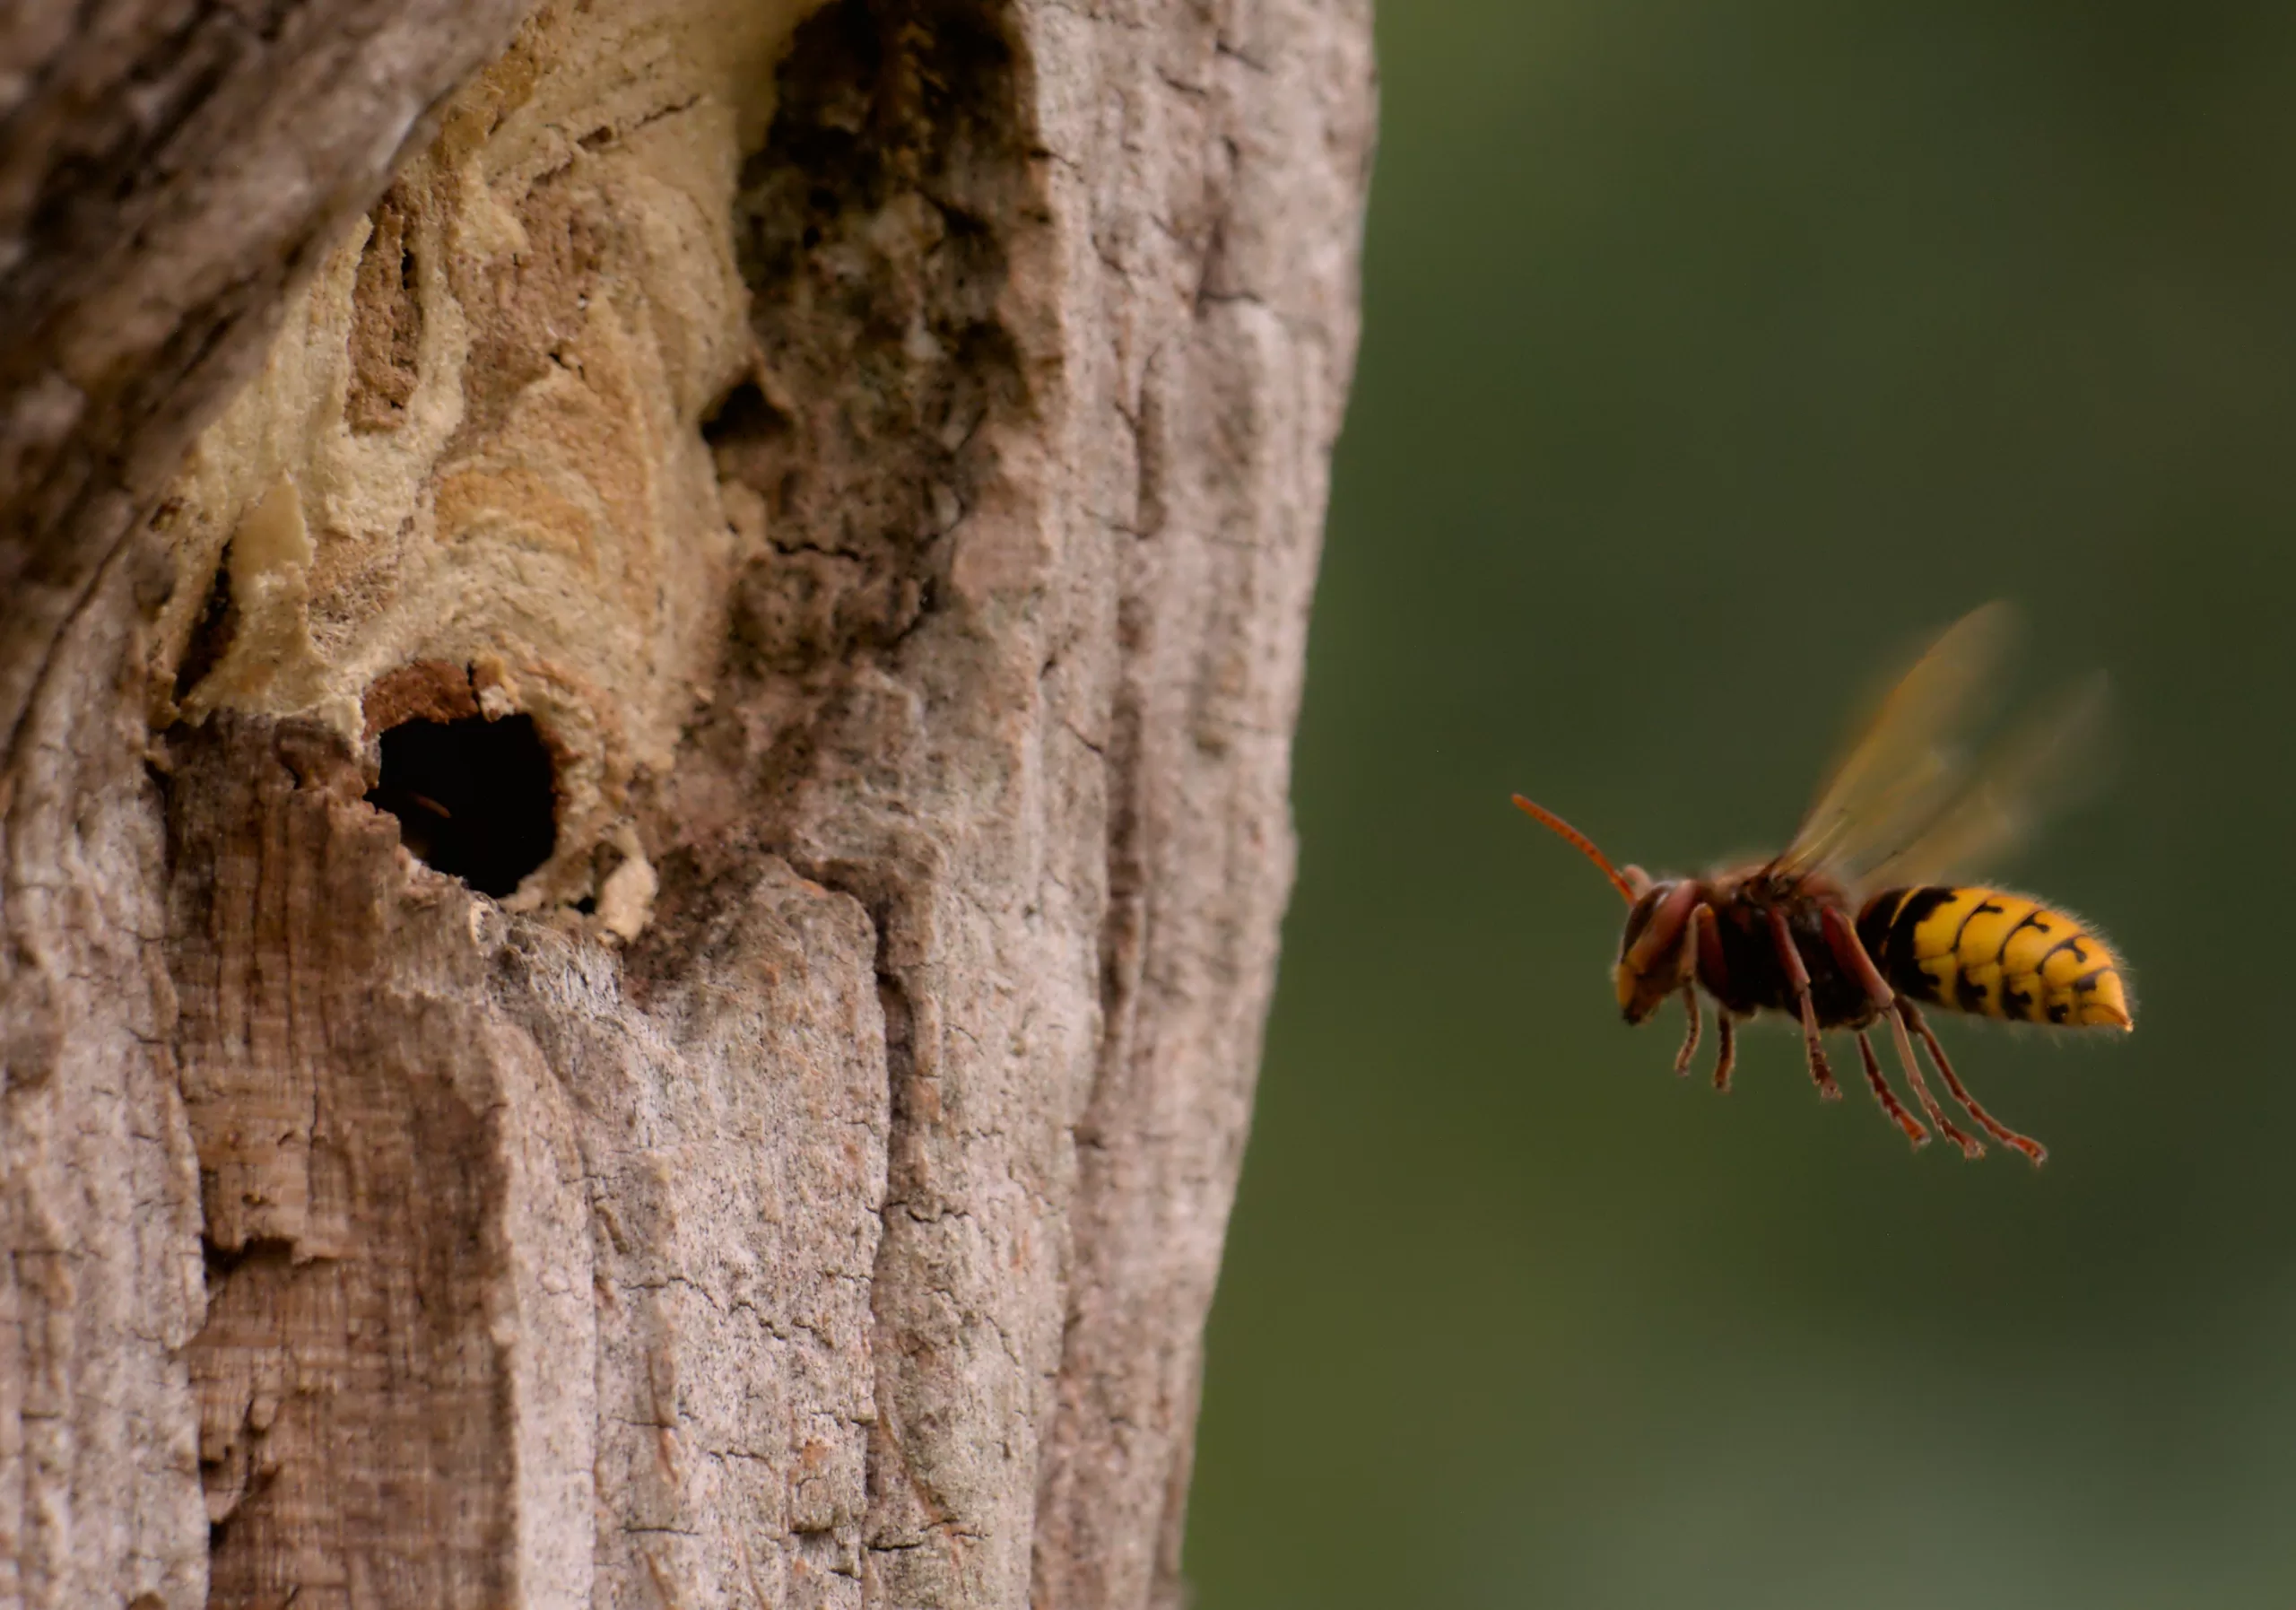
<box><xmin>1182</xmin><ymin>3</ymin><xmax>2296</xmax><ymax>1606</ymax></box>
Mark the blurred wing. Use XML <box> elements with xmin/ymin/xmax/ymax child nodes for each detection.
<box><xmin>1770</xmin><ymin>601</ymin><xmax>2018</xmax><ymax>885</ymax></box>
<box><xmin>1860</xmin><ymin>671</ymin><xmax>2111</xmax><ymax>890</ymax></box>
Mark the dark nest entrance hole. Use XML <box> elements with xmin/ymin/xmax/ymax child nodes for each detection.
<box><xmin>366</xmin><ymin>713</ymin><xmax>558</xmax><ymax>897</ymax></box>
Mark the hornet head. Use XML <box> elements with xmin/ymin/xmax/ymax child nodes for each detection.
<box><xmin>1512</xmin><ymin>794</ymin><xmax>1700</xmax><ymax>1026</ymax></box>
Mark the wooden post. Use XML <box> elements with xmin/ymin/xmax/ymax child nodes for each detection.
<box><xmin>0</xmin><ymin>2</ymin><xmax>1372</xmax><ymax>1603</ymax></box>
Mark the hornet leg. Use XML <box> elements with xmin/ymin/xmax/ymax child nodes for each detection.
<box><xmin>1674</xmin><ymin>985</ymin><xmax>1702</xmax><ymax>1075</ymax></box>
<box><xmin>1902</xmin><ymin>1000</ymin><xmax>2048</xmax><ymax>1167</ymax></box>
<box><xmin>1818</xmin><ymin>907</ymin><xmax>1928</xmax><ymax>1151</ymax></box>
<box><xmin>1856</xmin><ymin>1032</ymin><xmax>1929</xmax><ymax>1149</ymax></box>
<box><xmin>1885</xmin><ymin>1007</ymin><xmax>1982</xmax><ymax>1159</ymax></box>
<box><xmin>1689</xmin><ymin>904</ymin><xmax>1737</xmax><ymax>1091</ymax></box>
<box><xmin>1764</xmin><ymin>908</ymin><xmax>1842</xmax><ymax>1101</ymax></box>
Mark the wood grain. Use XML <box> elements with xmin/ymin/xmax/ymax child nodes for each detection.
<box><xmin>0</xmin><ymin>0</ymin><xmax>1371</xmax><ymax>1603</ymax></box>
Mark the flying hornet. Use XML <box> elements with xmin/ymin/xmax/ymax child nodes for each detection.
<box><xmin>1515</xmin><ymin>601</ymin><xmax>2130</xmax><ymax>1165</ymax></box>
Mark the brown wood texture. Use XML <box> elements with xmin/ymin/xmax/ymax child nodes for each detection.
<box><xmin>168</xmin><ymin>718</ymin><xmax>520</xmax><ymax>1606</ymax></box>
<box><xmin>0</xmin><ymin>4</ymin><xmax>529</xmax><ymax>1605</ymax></box>
<box><xmin>0</xmin><ymin>0</ymin><xmax>1372</xmax><ymax>1604</ymax></box>
<box><xmin>0</xmin><ymin>0</ymin><xmax>532</xmax><ymax>761</ymax></box>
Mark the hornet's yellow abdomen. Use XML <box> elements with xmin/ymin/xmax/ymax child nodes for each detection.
<box><xmin>1856</xmin><ymin>886</ymin><xmax>2133</xmax><ymax>1031</ymax></box>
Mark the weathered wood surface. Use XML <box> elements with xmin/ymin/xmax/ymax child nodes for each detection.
<box><xmin>0</xmin><ymin>0</ymin><xmax>1372</xmax><ymax>1604</ymax></box>
<box><xmin>0</xmin><ymin>4</ymin><xmax>531</xmax><ymax>1606</ymax></box>
<box><xmin>0</xmin><ymin>0</ymin><xmax>533</xmax><ymax>773</ymax></box>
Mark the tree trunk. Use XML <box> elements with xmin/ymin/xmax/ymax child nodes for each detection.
<box><xmin>0</xmin><ymin>1</ymin><xmax>1372</xmax><ymax>1606</ymax></box>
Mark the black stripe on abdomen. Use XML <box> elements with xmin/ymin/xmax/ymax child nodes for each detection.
<box><xmin>1862</xmin><ymin>885</ymin><xmax>1956</xmax><ymax>1005</ymax></box>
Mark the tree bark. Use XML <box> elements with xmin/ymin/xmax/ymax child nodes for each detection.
<box><xmin>0</xmin><ymin>1</ymin><xmax>1372</xmax><ymax>1606</ymax></box>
